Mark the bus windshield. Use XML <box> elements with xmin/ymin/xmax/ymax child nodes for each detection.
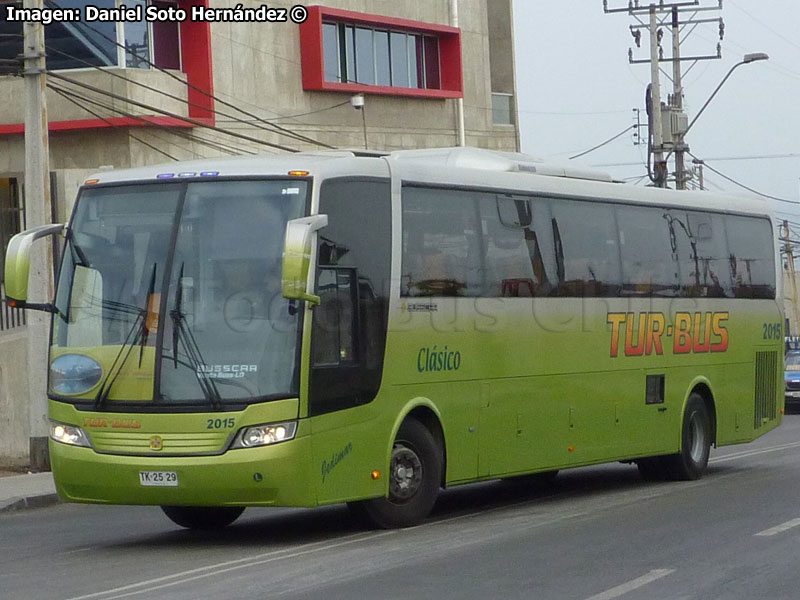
<box><xmin>51</xmin><ymin>179</ymin><xmax>308</xmax><ymax>407</ymax></box>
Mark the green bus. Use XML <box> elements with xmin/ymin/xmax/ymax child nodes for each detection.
<box><xmin>4</xmin><ymin>147</ymin><xmax>782</xmax><ymax>529</ymax></box>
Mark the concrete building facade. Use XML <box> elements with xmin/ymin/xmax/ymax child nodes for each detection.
<box><xmin>0</xmin><ymin>0</ymin><xmax>519</xmax><ymax>465</ymax></box>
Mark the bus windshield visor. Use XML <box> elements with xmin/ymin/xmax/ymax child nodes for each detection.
<box><xmin>51</xmin><ymin>179</ymin><xmax>308</xmax><ymax>406</ymax></box>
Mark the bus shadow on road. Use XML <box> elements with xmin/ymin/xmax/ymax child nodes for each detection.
<box><xmin>428</xmin><ymin>462</ymin><xmax>653</xmax><ymax>522</ymax></box>
<box><xmin>110</xmin><ymin>461</ymin><xmax>731</xmax><ymax>549</ymax></box>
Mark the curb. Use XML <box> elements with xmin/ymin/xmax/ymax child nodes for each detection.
<box><xmin>0</xmin><ymin>493</ymin><xmax>61</xmax><ymax>513</ymax></box>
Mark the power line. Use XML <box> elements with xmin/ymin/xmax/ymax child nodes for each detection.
<box><xmin>48</xmin><ymin>83</ymin><xmax>180</xmax><ymax>162</ymax></box>
<box><xmin>727</xmin><ymin>1</ymin><xmax>800</xmax><ymax>54</ymax></box>
<box><xmin>50</xmin><ymin>80</ymin><xmax>259</xmax><ymax>156</ymax></box>
<box><xmin>217</xmin><ymin>101</ymin><xmax>352</xmax><ymax>123</ymax></box>
<box><xmin>595</xmin><ymin>152</ymin><xmax>800</xmax><ymax>167</ymax></box>
<box><xmin>46</xmin><ymin>1</ymin><xmax>335</xmax><ymax>150</ymax></box>
<box><xmin>49</xmin><ymin>80</ymin><xmax>261</xmax><ymax>158</ymax></box>
<box><xmin>687</xmin><ymin>151</ymin><xmax>800</xmax><ymax>205</ymax></box>
<box><xmin>39</xmin><ymin>40</ymin><xmax>322</xmax><ymax>147</ymax></box>
<box><xmin>46</xmin><ymin>71</ymin><xmax>299</xmax><ymax>152</ymax></box>
<box><xmin>569</xmin><ymin>125</ymin><xmax>635</xmax><ymax>160</ymax></box>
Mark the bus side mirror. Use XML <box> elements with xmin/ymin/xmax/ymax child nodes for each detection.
<box><xmin>282</xmin><ymin>214</ymin><xmax>328</xmax><ymax>306</ymax></box>
<box><xmin>3</xmin><ymin>224</ymin><xmax>65</xmax><ymax>311</ymax></box>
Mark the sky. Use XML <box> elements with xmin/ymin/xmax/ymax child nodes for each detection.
<box><xmin>512</xmin><ymin>0</ymin><xmax>800</xmax><ymax>222</ymax></box>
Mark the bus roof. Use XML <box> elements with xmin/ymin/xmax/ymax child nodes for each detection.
<box><xmin>85</xmin><ymin>147</ymin><xmax>771</xmax><ymax>219</ymax></box>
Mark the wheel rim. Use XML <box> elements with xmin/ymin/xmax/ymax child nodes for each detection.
<box><xmin>389</xmin><ymin>443</ymin><xmax>423</xmax><ymax>504</ymax></box>
<box><xmin>689</xmin><ymin>410</ymin><xmax>706</xmax><ymax>463</ymax></box>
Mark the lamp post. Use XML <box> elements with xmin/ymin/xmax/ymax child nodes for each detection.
<box><xmin>684</xmin><ymin>52</ymin><xmax>769</xmax><ymax>140</ymax></box>
<box><xmin>670</xmin><ymin>53</ymin><xmax>768</xmax><ymax>189</ymax></box>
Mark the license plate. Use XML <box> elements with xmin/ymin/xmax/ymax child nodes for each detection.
<box><xmin>139</xmin><ymin>471</ymin><xmax>179</xmax><ymax>487</ymax></box>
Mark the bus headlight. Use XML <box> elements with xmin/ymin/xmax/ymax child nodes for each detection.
<box><xmin>50</xmin><ymin>423</ymin><xmax>91</xmax><ymax>448</ymax></box>
<box><xmin>231</xmin><ymin>421</ymin><xmax>297</xmax><ymax>449</ymax></box>
<box><xmin>50</xmin><ymin>354</ymin><xmax>103</xmax><ymax>395</ymax></box>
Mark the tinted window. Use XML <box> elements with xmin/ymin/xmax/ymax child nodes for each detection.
<box><xmin>402</xmin><ymin>187</ymin><xmax>484</xmax><ymax>297</ymax></box>
<box><xmin>726</xmin><ymin>215</ymin><xmax>775</xmax><ymax>299</ymax></box>
<box><xmin>550</xmin><ymin>199</ymin><xmax>622</xmax><ymax>297</ymax></box>
<box><xmin>617</xmin><ymin>205</ymin><xmax>679</xmax><ymax>296</ymax></box>
<box><xmin>310</xmin><ymin>179</ymin><xmax>391</xmax><ymax>416</ymax></box>
<box><xmin>482</xmin><ymin>195</ymin><xmax>557</xmax><ymax>297</ymax></box>
<box><xmin>669</xmin><ymin>211</ymin><xmax>731</xmax><ymax>297</ymax></box>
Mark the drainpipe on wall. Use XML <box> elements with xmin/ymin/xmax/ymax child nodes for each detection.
<box><xmin>450</xmin><ymin>0</ymin><xmax>466</xmax><ymax>147</ymax></box>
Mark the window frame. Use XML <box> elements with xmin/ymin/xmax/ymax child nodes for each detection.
<box><xmin>301</xmin><ymin>5</ymin><xmax>463</xmax><ymax>99</ymax></box>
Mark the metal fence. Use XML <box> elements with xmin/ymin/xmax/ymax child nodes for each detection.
<box><xmin>0</xmin><ymin>284</ymin><xmax>25</xmax><ymax>332</ymax></box>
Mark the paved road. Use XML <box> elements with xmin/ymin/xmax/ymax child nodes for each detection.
<box><xmin>4</xmin><ymin>416</ymin><xmax>800</xmax><ymax>600</ymax></box>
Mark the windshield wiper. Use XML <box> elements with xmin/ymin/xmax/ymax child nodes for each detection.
<box><xmin>65</xmin><ymin>228</ymin><xmax>89</xmax><ymax>267</ymax></box>
<box><xmin>93</xmin><ymin>263</ymin><xmax>157</xmax><ymax>409</ymax></box>
<box><xmin>138</xmin><ymin>265</ymin><xmax>157</xmax><ymax>368</ymax></box>
<box><xmin>168</xmin><ymin>263</ymin><xmax>223</xmax><ymax>410</ymax></box>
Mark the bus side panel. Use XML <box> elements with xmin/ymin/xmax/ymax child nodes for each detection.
<box><xmin>309</xmin><ymin>404</ymin><xmax>388</xmax><ymax>506</ymax></box>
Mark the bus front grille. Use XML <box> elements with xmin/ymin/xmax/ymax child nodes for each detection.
<box><xmin>754</xmin><ymin>351</ymin><xmax>778</xmax><ymax>429</ymax></box>
<box><xmin>89</xmin><ymin>431</ymin><xmax>231</xmax><ymax>456</ymax></box>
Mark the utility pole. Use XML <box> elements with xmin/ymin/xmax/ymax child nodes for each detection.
<box><xmin>692</xmin><ymin>158</ymin><xmax>705</xmax><ymax>190</ymax></box>
<box><xmin>647</xmin><ymin>5</ymin><xmax>666</xmax><ymax>186</ymax></box>
<box><xmin>670</xmin><ymin>6</ymin><xmax>687</xmax><ymax>189</ymax></box>
<box><xmin>784</xmin><ymin>220</ymin><xmax>800</xmax><ymax>334</ymax></box>
<box><xmin>23</xmin><ymin>0</ymin><xmax>54</xmax><ymax>470</ymax></box>
<box><xmin>605</xmin><ymin>1</ymin><xmax>724</xmax><ymax>189</ymax></box>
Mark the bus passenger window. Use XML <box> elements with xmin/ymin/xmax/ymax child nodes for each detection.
<box><xmin>726</xmin><ymin>215</ymin><xmax>775</xmax><ymax>299</ymax></box>
<box><xmin>401</xmin><ymin>187</ymin><xmax>483</xmax><ymax>297</ymax></box>
<box><xmin>675</xmin><ymin>212</ymin><xmax>732</xmax><ymax>298</ymax></box>
<box><xmin>617</xmin><ymin>205</ymin><xmax>679</xmax><ymax>296</ymax></box>
<box><xmin>481</xmin><ymin>195</ymin><xmax>555</xmax><ymax>297</ymax></box>
<box><xmin>549</xmin><ymin>199</ymin><xmax>622</xmax><ymax>297</ymax></box>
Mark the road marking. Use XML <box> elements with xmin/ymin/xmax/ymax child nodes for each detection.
<box><xmin>63</xmin><ymin>531</ymin><xmax>395</xmax><ymax>600</ymax></box>
<box><xmin>755</xmin><ymin>518</ymin><xmax>800</xmax><ymax>537</ymax></box>
<box><xmin>710</xmin><ymin>440</ymin><xmax>800</xmax><ymax>464</ymax></box>
<box><xmin>582</xmin><ymin>569</ymin><xmax>675</xmax><ymax>600</ymax></box>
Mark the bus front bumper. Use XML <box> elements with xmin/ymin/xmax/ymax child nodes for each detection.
<box><xmin>49</xmin><ymin>435</ymin><xmax>316</xmax><ymax>508</ymax></box>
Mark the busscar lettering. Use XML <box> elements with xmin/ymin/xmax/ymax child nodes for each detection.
<box><xmin>608</xmin><ymin>311</ymin><xmax>729</xmax><ymax>358</ymax></box>
<box><xmin>197</xmin><ymin>364</ymin><xmax>258</xmax><ymax>379</ymax></box>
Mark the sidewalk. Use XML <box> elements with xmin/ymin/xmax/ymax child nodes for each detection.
<box><xmin>0</xmin><ymin>471</ymin><xmax>59</xmax><ymax>512</ymax></box>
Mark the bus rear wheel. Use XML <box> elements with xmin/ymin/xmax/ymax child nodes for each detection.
<box><xmin>663</xmin><ymin>393</ymin><xmax>712</xmax><ymax>481</ymax></box>
<box><xmin>348</xmin><ymin>418</ymin><xmax>442</xmax><ymax>529</ymax></box>
<box><xmin>161</xmin><ymin>506</ymin><xmax>245</xmax><ymax>530</ymax></box>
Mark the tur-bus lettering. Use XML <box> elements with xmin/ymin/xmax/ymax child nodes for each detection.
<box><xmin>607</xmin><ymin>311</ymin><xmax>728</xmax><ymax>358</ymax></box>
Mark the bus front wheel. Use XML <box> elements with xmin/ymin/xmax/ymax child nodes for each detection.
<box><xmin>663</xmin><ymin>393</ymin><xmax>712</xmax><ymax>481</ymax></box>
<box><xmin>348</xmin><ymin>418</ymin><xmax>443</xmax><ymax>529</ymax></box>
<box><xmin>161</xmin><ymin>505</ymin><xmax>245</xmax><ymax>530</ymax></box>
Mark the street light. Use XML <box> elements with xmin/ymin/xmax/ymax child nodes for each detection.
<box><xmin>669</xmin><ymin>52</ymin><xmax>768</xmax><ymax>189</ymax></box>
<box><xmin>683</xmin><ymin>52</ymin><xmax>769</xmax><ymax>139</ymax></box>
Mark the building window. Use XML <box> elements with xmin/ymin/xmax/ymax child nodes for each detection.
<box><xmin>0</xmin><ymin>0</ymin><xmax>180</xmax><ymax>71</ymax></box>
<box><xmin>301</xmin><ymin>5</ymin><xmax>463</xmax><ymax>99</ymax></box>
<box><xmin>322</xmin><ymin>23</ymin><xmax>440</xmax><ymax>90</ymax></box>
<box><xmin>492</xmin><ymin>93</ymin><xmax>515</xmax><ymax>125</ymax></box>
